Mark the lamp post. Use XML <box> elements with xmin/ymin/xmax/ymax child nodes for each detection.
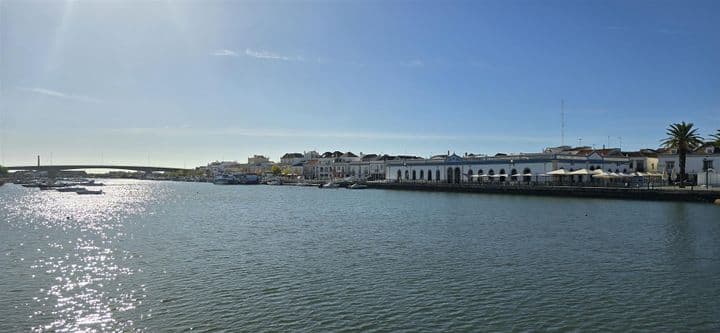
<box><xmin>704</xmin><ymin>157</ymin><xmax>713</xmax><ymax>189</ymax></box>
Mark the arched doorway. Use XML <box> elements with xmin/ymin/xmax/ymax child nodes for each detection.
<box><xmin>447</xmin><ymin>168</ymin><xmax>453</xmax><ymax>184</ymax></box>
<box><xmin>523</xmin><ymin>167</ymin><xmax>531</xmax><ymax>182</ymax></box>
<box><xmin>511</xmin><ymin>168</ymin><xmax>518</xmax><ymax>181</ymax></box>
<box><xmin>412</xmin><ymin>170</ymin><xmax>416</xmax><ymax>180</ymax></box>
<box><xmin>499</xmin><ymin>168</ymin><xmax>506</xmax><ymax>182</ymax></box>
<box><xmin>396</xmin><ymin>170</ymin><xmax>401</xmax><ymax>180</ymax></box>
<box><xmin>405</xmin><ymin>170</ymin><xmax>409</xmax><ymax>180</ymax></box>
<box><xmin>420</xmin><ymin>170</ymin><xmax>424</xmax><ymax>180</ymax></box>
<box><xmin>428</xmin><ymin>169</ymin><xmax>432</xmax><ymax>181</ymax></box>
<box><xmin>454</xmin><ymin>167</ymin><xmax>461</xmax><ymax>184</ymax></box>
<box><xmin>478</xmin><ymin>169</ymin><xmax>484</xmax><ymax>183</ymax></box>
<box><xmin>436</xmin><ymin>170</ymin><xmax>440</xmax><ymax>182</ymax></box>
<box><xmin>467</xmin><ymin>169</ymin><xmax>474</xmax><ymax>182</ymax></box>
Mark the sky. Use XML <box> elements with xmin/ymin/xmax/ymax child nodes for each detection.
<box><xmin>1</xmin><ymin>0</ymin><xmax>719</xmax><ymax>168</ymax></box>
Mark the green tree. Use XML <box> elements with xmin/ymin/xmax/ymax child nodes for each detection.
<box><xmin>0</xmin><ymin>165</ymin><xmax>8</xmax><ymax>177</ymax></box>
<box><xmin>711</xmin><ymin>129</ymin><xmax>720</xmax><ymax>145</ymax></box>
<box><xmin>271</xmin><ymin>165</ymin><xmax>281</xmax><ymax>176</ymax></box>
<box><xmin>661</xmin><ymin>122</ymin><xmax>703</xmax><ymax>187</ymax></box>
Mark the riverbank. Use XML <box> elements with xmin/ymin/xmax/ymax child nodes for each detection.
<box><xmin>367</xmin><ymin>182</ymin><xmax>720</xmax><ymax>203</ymax></box>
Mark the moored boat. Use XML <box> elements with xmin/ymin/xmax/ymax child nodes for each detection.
<box><xmin>348</xmin><ymin>183</ymin><xmax>367</xmax><ymax>189</ymax></box>
<box><xmin>76</xmin><ymin>189</ymin><xmax>103</xmax><ymax>195</ymax></box>
<box><xmin>213</xmin><ymin>175</ymin><xmax>239</xmax><ymax>185</ymax></box>
<box><xmin>321</xmin><ymin>182</ymin><xmax>341</xmax><ymax>188</ymax></box>
<box><xmin>57</xmin><ymin>187</ymin><xmax>87</xmax><ymax>192</ymax></box>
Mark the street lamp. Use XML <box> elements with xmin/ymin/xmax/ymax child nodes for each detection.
<box><xmin>704</xmin><ymin>157</ymin><xmax>714</xmax><ymax>189</ymax></box>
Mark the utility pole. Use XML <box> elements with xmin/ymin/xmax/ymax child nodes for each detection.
<box><xmin>561</xmin><ymin>99</ymin><xmax>565</xmax><ymax>146</ymax></box>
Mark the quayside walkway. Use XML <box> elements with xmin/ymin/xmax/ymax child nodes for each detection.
<box><xmin>367</xmin><ymin>182</ymin><xmax>720</xmax><ymax>203</ymax></box>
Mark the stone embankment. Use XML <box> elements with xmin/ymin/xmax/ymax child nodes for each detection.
<box><xmin>367</xmin><ymin>183</ymin><xmax>720</xmax><ymax>203</ymax></box>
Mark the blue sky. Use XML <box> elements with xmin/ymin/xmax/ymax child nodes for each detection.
<box><xmin>1</xmin><ymin>0</ymin><xmax>718</xmax><ymax>167</ymax></box>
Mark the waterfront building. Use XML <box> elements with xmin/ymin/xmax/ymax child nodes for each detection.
<box><xmin>205</xmin><ymin>161</ymin><xmax>243</xmax><ymax>176</ymax></box>
<box><xmin>385</xmin><ymin>146</ymin><xmax>630</xmax><ymax>184</ymax></box>
<box><xmin>348</xmin><ymin>154</ymin><xmax>410</xmax><ymax>181</ymax></box>
<box><xmin>312</xmin><ymin>151</ymin><xmax>361</xmax><ymax>180</ymax></box>
<box><xmin>624</xmin><ymin>149</ymin><xmax>659</xmax><ymax>173</ymax></box>
<box><xmin>658</xmin><ymin>142</ymin><xmax>719</xmax><ymax>185</ymax></box>
<box><xmin>280</xmin><ymin>153</ymin><xmax>304</xmax><ymax>165</ymax></box>
<box><xmin>248</xmin><ymin>155</ymin><xmax>271</xmax><ymax>165</ymax></box>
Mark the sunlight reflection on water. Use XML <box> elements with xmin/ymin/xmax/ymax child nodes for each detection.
<box><xmin>3</xmin><ymin>180</ymin><xmax>162</xmax><ymax>332</ymax></box>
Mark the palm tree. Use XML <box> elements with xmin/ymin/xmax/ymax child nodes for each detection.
<box><xmin>711</xmin><ymin>129</ymin><xmax>720</xmax><ymax>146</ymax></box>
<box><xmin>661</xmin><ymin>122</ymin><xmax>703</xmax><ymax>187</ymax></box>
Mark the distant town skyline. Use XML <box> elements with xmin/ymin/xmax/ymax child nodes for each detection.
<box><xmin>1</xmin><ymin>0</ymin><xmax>719</xmax><ymax>167</ymax></box>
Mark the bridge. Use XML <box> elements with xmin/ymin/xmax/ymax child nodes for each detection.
<box><xmin>6</xmin><ymin>165</ymin><xmax>191</xmax><ymax>176</ymax></box>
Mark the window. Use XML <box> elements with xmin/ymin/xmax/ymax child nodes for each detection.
<box><xmin>420</xmin><ymin>170</ymin><xmax>424</xmax><ymax>179</ymax></box>
<box><xmin>703</xmin><ymin>160</ymin><xmax>714</xmax><ymax>171</ymax></box>
<box><xmin>666</xmin><ymin>161</ymin><xmax>675</xmax><ymax>170</ymax></box>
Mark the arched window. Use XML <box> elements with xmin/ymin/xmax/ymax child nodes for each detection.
<box><xmin>589</xmin><ymin>166</ymin><xmax>595</xmax><ymax>171</ymax></box>
<box><xmin>511</xmin><ymin>168</ymin><xmax>518</xmax><ymax>181</ymax></box>
<box><xmin>499</xmin><ymin>169</ymin><xmax>506</xmax><ymax>181</ymax></box>
<box><xmin>420</xmin><ymin>170</ymin><xmax>424</xmax><ymax>180</ymax></box>
<box><xmin>397</xmin><ymin>170</ymin><xmax>401</xmax><ymax>180</ymax></box>
<box><xmin>405</xmin><ymin>170</ymin><xmax>409</xmax><ymax>180</ymax></box>
<box><xmin>427</xmin><ymin>169</ymin><xmax>432</xmax><ymax>181</ymax></box>
<box><xmin>412</xmin><ymin>170</ymin><xmax>416</xmax><ymax>180</ymax></box>
<box><xmin>447</xmin><ymin>168</ymin><xmax>453</xmax><ymax>184</ymax></box>
<box><xmin>523</xmin><ymin>168</ymin><xmax>531</xmax><ymax>182</ymax></box>
<box><xmin>454</xmin><ymin>167</ymin><xmax>461</xmax><ymax>184</ymax></box>
<box><xmin>488</xmin><ymin>169</ymin><xmax>494</xmax><ymax>175</ymax></box>
<box><xmin>623</xmin><ymin>168</ymin><xmax>627</xmax><ymax>173</ymax></box>
<box><xmin>436</xmin><ymin>170</ymin><xmax>440</xmax><ymax>182</ymax></box>
<box><xmin>467</xmin><ymin>169</ymin><xmax>473</xmax><ymax>182</ymax></box>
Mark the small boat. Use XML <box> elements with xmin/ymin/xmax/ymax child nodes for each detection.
<box><xmin>57</xmin><ymin>187</ymin><xmax>87</xmax><ymax>192</ymax></box>
<box><xmin>266</xmin><ymin>180</ymin><xmax>282</xmax><ymax>185</ymax></box>
<box><xmin>213</xmin><ymin>175</ymin><xmax>239</xmax><ymax>185</ymax></box>
<box><xmin>348</xmin><ymin>183</ymin><xmax>367</xmax><ymax>189</ymax></box>
<box><xmin>321</xmin><ymin>182</ymin><xmax>340</xmax><ymax>188</ymax></box>
<box><xmin>76</xmin><ymin>189</ymin><xmax>103</xmax><ymax>195</ymax></box>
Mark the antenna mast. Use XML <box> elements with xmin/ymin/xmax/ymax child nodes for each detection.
<box><xmin>561</xmin><ymin>99</ymin><xmax>565</xmax><ymax>146</ymax></box>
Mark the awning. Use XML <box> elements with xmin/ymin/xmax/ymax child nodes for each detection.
<box><xmin>546</xmin><ymin>169</ymin><xmax>568</xmax><ymax>175</ymax></box>
<box><xmin>569</xmin><ymin>169</ymin><xmax>592</xmax><ymax>175</ymax></box>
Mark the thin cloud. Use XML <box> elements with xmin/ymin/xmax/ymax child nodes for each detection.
<box><xmin>211</xmin><ymin>49</ymin><xmax>238</xmax><ymax>56</ymax></box>
<box><xmin>244</xmin><ymin>48</ymin><xmax>303</xmax><ymax>62</ymax></box>
<box><xmin>17</xmin><ymin>87</ymin><xmax>102</xmax><ymax>103</ymax></box>
<box><xmin>110</xmin><ymin>126</ymin><xmax>548</xmax><ymax>144</ymax></box>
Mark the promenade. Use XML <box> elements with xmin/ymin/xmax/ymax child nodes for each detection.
<box><xmin>367</xmin><ymin>182</ymin><xmax>720</xmax><ymax>203</ymax></box>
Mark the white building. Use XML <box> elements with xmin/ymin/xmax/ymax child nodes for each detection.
<box><xmin>385</xmin><ymin>147</ymin><xmax>631</xmax><ymax>184</ymax></box>
<box><xmin>280</xmin><ymin>153</ymin><xmax>304</xmax><ymax>165</ymax></box>
<box><xmin>312</xmin><ymin>151</ymin><xmax>361</xmax><ymax>180</ymax></box>
<box><xmin>657</xmin><ymin>143</ymin><xmax>719</xmax><ymax>185</ymax></box>
<box><xmin>348</xmin><ymin>154</ymin><xmax>418</xmax><ymax>181</ymax></box>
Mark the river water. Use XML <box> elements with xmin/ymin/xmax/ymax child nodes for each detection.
<box><xmin>1</xmin><ymin>179</ymin><xmax>719</xmax><ymax>331</ymax></box>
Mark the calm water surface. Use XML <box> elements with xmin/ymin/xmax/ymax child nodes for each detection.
<box><xmin>1</xmin><ymin>179</ymin><xmax>719</xmax><ymax>331</ymax></box>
